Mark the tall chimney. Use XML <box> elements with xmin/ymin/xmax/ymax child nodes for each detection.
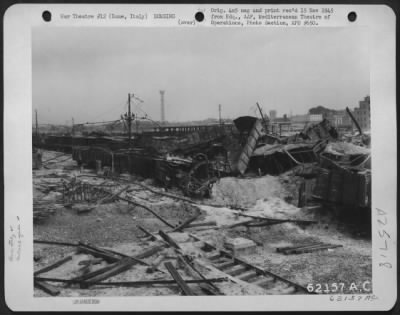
<box><xmin>160</xmin><ymin>90</ymin><xmax>165</xmax><ymax>123</ymax></box>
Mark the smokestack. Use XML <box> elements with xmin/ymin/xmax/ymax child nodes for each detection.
<box><xmin>160</xmin><ymin>90</ymin><xmax>165</xmax><ymax>123</ymax></box>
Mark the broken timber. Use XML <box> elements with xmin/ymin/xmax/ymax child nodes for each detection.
<box><xmin>34</xmin><ymin>255</ymin><xmax>73</xmax><ymax>276</ymax></box>
<box><xmin>83</xmin><ymin>257</ymin><xmax>137</xmax><ymax>287</ymax></box>
<box><xmin>164</xmin><ymin>261</ymin><xmax>196</xmax><ymax>296</ymax></box>
<box><xmin>158</xmin><ymin>230</ymin><xmax>181</xmax><ymax>250</ymax></box>
<box><xmin>34</xmin><ymin>280</ymin><xmax>61</xmax><ymax>296</ymax></box>
<box><xmin>237</xmin><ymin>213</ymin><xmax>317</xmax><ymax>225</ymax></box>
<box><xmin>34</xmin><ymin>239</ymin><xmax>78</xmax><ymax>247</ymax></box>
<box><xmin>276</xmin><ymin>242</ymin><xmax>324</xmax><ymax>253</ymax></box>
<box><xmin>278</xmin><ymin>243</ymin><xmax>343</xmax><ymax>255</ymax></box>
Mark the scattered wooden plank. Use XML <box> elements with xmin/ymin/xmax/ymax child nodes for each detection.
<box><xmin>237</xmin><ymin>213</ymin><xmax>317</xmax><ymax>225</ymax></box>
<box><xmin>158</xmin><ymin>230</ymin><xmax>181</xmax><ymax>250</ymax></box>
<box><xmin>83</xmin><ymin>258</ymin><xmax>137</xmax><ymax>286</ymax></box>
<box><xmin>288</xmin><ymin>244</ymin><xmax>343</xmax><ymax>255</ymax></box>
<box><xmin>245</xmin><ymin>220</ymin><xmax>290</xmax><ymax>227</ymax></box>
<box><xmin>34</xmin><ymin>280</ymin><xmax>60</xmax><ymax>296</ymax></box>
<box><xmin>34</xmin><ymin>255</ymin><xmax>73</xmax><ymax>276</ymax></box>
<box><xmin>164</xmin><ymin>262</ymin><xmax>195</xmax><ymax>296</ymax></box>
<box><xmin>78</xmin><ymin>258</ymin><xmax>103</xmax><ymax>266</ymax></box>
<box><xmin>34</xmin><ymin>240</ymin><xmax>78</xmax><ymax>247</ymax></box>
<box><xmin>276</xmin><ymin>242</ymin><xmax>324</xmax><ymax>253</ymax></box>
<box><xmin>72</xmin><ymin>262</ymin><xmax>119</xmax><ymax>282</ymax></box>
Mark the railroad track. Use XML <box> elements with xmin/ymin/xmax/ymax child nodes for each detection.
<box><xmin>137</xmin><ymin>226</ymin><xmax>312</xmax><ymax>295</ymax></box>
<box><xmin>189</xmin><ymin>234</ymin><xmax>312</xmax><ymax>295</ymax></box>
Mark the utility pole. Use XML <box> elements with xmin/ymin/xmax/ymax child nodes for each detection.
<box><xmin>128</xmin><ymin>93</ymin><xmax>132</xmax><ymax>146</ymax></box>
<box><xmin>35</xmin><ymin>109</ymin><xmax>39</xmax><ymax>138</ymax></box>
<box><xmin>71</xmin><ymin>117</ymin><xmax>74</xmax><ymax>135</ymax></box>
<box><xmin>123</xmin><ymin>93</ymin><xmax>136</xmax><ymax>147</ymax></box>
<box><xmin>218</xmin><ymin>104</ymin><xmax>222</xmax><ymax>125</ymax></box>
<box><xmin>160</xmin><ymin>90</ymin><xmax>165</xmax><ymax>124</ymax></box>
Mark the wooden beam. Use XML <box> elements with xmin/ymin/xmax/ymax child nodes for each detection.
<box><xmin>158</xmin><ymin>231</ymin><xmax>181</xmax><ymax>250</ymax></box>
<box><xmin>34</xmin><ymin>239</ymin><xmax>78</xmax><ymax>247</ymax></box>
<box><xmin>34</xmin><ymin>280</ymin><xmax>60</xmax><ymax>296</ymax></box>
<box><xmin>164</xmin><ymin>262</ymin><xmax>195</xmax><ymax>296</ymax></box>
<box><xmin>276</xmin><ymin>242</ymin><xmax>324</xmax><ymax>253</ymax></box>
<box><xmin>237</xmin><ymin>213</ymin><xmax>317</xmax><ymax>224</ymax></box>
<box><xmin>34</xmin><ymin>255</ymin><xmax>73</xmax><ymax>276</ymax></box>
<box><xmin>72</xmin><ymin>262</ymin><xmax>119</xmax><ymax>282</ymax></box>
<box><xmin>83</xmin><ymin>258</ymin><xmax>137</xmax><ymax>286</ymax></box>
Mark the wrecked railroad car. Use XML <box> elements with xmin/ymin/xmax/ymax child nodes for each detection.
<box><xmin>312</xmin><ymin>168</ymin><xmax>371</xmax><ymax>208</ymax></box>
<box><xmin>249</xmin><ymin>142</ymin><xmax>320</xmax><ymax>175</ymax></box>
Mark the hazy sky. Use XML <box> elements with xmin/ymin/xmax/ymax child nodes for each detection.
<box><xmin>33</xmin><ymin>27</ymin><xmax>369</xmax><ymax>125</ymax></box>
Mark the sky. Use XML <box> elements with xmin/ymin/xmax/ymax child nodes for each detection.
<box><xmin>32</xmin><ymin>26</ymin><xmax>369</xmax><ymax>125</ymax></box>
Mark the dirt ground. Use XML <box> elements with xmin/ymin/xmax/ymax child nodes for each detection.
<box><xmin>33</xmin><ymin>150</ymin><xmax>372</xmax><ymax>297</ymax></box>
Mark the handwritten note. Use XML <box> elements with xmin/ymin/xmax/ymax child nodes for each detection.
<box><xmin>376</xmin><ymin>208</ymin><xmax>392</xmax><ymax>269</ymax></box>
<box><xmin>8</xmin><ymin>216</ymin><xmax>23</xmax><ymax>262</ymax></box>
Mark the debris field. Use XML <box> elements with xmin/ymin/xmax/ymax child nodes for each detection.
<box><xmin>33</xmin><ymin>117</ymin><xmax>371</xmax><ymax>297</ymax></box>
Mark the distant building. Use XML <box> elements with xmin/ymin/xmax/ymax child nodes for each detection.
<box><xmin>291</xmin><ymin>114</ymin><xmax>322</xmax><ymax>123</ymax></box>
<box><xmin>352</xmin><ymin>96</ymin><xmax>371</xmax><ymax>131</ymax></box>
<box><xmin>326</xmin><ymin>110</ymin><xmax>352</xmax><ymax>128</ymax></box>
<box><xmin>308</xmin><ymin>114</ymin><xmax>323</xmax><ymax>123</ymax></box>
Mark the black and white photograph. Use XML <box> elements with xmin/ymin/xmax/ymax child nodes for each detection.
<box><xmin>3</xmin><ymin>3</ymin><xmax>396</xmax><ymax>311</ymax></box>
<box><xmin>31</xmin><ymin>25</ymin><xmax>373</xmax><ymax>297</ymax></box>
